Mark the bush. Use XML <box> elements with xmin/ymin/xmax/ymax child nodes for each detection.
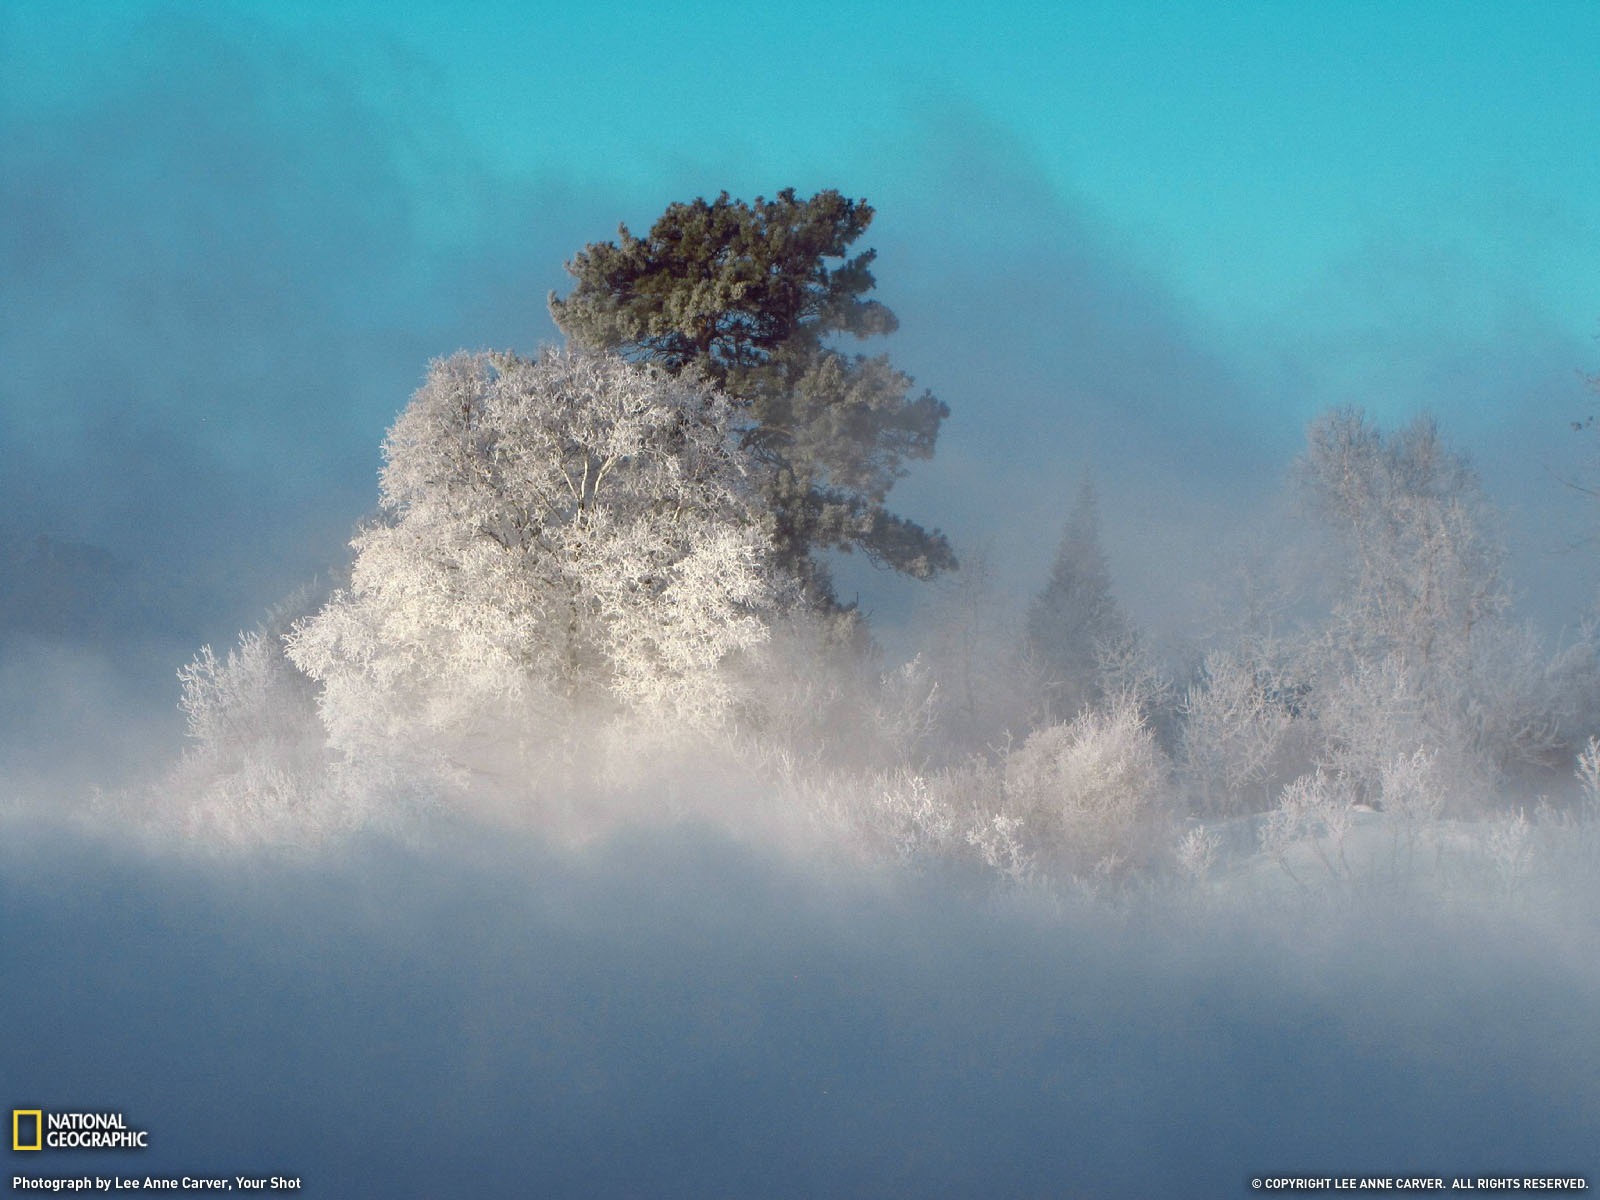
<box><xmin>1002</xmin><ymin>700</ymin><xmax>1173</xmax><ymax>880</ymax></box>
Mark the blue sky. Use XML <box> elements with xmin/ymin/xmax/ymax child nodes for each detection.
<box><xmin>5</xmin><ymin>0</ymin><xmax>1600</xmax><ymax>643</ymax></box>
<box><xmin>188</xmin><ymin>0</ymin><xmax>1600</xmax><ymax>347</ymax></box>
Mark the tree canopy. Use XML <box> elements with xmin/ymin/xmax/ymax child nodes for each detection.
<box><xmin>285</xmin><ymin>349</ymin><xmax>776</xmax><ymax>769</ymax></box>
<box><xmin>1296</xmin><ymin>408</ymin><xmax>1507</xmax><ymax>679</ymax></box>
<box><xmin>550</xmin><ymin>188</ymin><xmax>954</xmax><ymax>605</ymax></box>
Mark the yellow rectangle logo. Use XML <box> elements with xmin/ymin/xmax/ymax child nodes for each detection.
<box><xmin>12</xmin><ymin>1109</ymin><xmax>42</xmax><ymax>1151</ymax></box>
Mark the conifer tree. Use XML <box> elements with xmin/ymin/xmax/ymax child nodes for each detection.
<box><xmin>550</xmin><ymin>188</ymin><xmax>953</xmax><ymax>605</ymax></box>
<box><xmin>1025</xmin><ymin>478</ymin><xmax>1129</xmax><ymax>714</ymax></box>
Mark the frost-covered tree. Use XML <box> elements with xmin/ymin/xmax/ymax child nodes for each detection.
<box><xmin>1294</xmin><ymin>409</ymin><xmax>1568</xmax><ymax>803</ymax></box>
<box><xmin>285</xmin><ymin>349</ymin><xmax>777</xmax><ymax>768</ymax></box>
<box><xmin>164</xmin><ymin>588</ymin><xmax>348</xmax><ymax>842</ymax></box>
<box><xmin>550</xmin><ymin>188</ymin><xmax>953</xmax><ymax>605</ymax></box>
<box><xmin>1298</xmin><ymin>409</ymin><xmax>1507</xmax><ymax>680</ymax></box>
<box><xmin>1025</xmin><ymin>478</ymin><xmax>1129</xmax><ymax>716</ymax></box>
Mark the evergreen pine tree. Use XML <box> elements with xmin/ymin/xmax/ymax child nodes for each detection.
<box><xmin>1025</xmin><ymin>478</ymin><xmax>1128</xmax><ymax>714</ymax></box>
<box><xmin>550</xmin><ymin>188</ymin><xmax>953</xmax><ymax>606</ymax></box>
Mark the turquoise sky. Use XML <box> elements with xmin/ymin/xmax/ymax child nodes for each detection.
<box><xmin>14</xmin><ymin>2</ymin><xmax>1596</xmax><ymax>339</ymax></box>
<box><xmin>6</xmin><ymin>0</ymin><xmax>1600</xmax><ymax>631</ymax></box>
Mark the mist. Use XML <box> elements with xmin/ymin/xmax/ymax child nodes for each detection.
<box><xmin>7</xmin><ymin>5</ymin><xmax>1600</xmax><ymax>1197</ymax></box>
<box><xmin>6</xmin><ymin>815</ymin><xmax>1599</xmax><ymax>1197</ymax></box>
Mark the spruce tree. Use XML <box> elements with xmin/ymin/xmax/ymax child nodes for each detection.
<box><xmin>1025</xmin><ymin>478</ymin><xmax>1128</xmax><ymax>713</ymax></box>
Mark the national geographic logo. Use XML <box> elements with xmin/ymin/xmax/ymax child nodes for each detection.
<box><xmin>12</xmin><ymin>1110</ymin><xmax>149</xmax><ymax>1151</ymax></box>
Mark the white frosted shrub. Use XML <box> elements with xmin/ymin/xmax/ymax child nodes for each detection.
<box><xmin>179</xmin><ymin>630</ymin><xmax>316</xmax><ymax>756</ymax></box>
<box><xmin>967</xmin><ymin>812</ymin><xmax>1035</xmax><ymax>884</ymax></box>
<box><xmin>1463</xmin><ymin>624</ymin><xmax>1568</xmax><ymax>776</ymax></box>
<box><xmin>1094</xmin><ymin>629</ymin><xmax>1173</xmax><ymax>725</ymax></box>
<box><xmin>170</xmin><ymin>626</ymin><xmax>351</xmax><ymax>843</ymax></box>
<box><xmin>1483</xmin><ymin>808</ymin><xmax>1534</xmax><ymax>898</ymax></box>
<box><xmin>1315</xmin><ymin>655</ymin><xmax>1489</xmax><ymax>812</ymax></box>
<box><xmin>1180</xmin><ymin>647</ymin><xmax>1307</xmax><ymax>815</ymax></box>
<box><xmin>869</xmin><ymin>769</ymin><xmax>960</xmax><ymax>866</ymax></box>
<box><xmin>1577</xmin><ymin>736</ymin><xmax>1600</xmax><ymax>810</ymax></box>
<box><xmin>871</xmin><ymin>654</ymin><xmax>942</xmax><ymax>770</ymax></box>
<box><xmin>1378</xmin><ymin>747</ymin><xmax>1446</xmax><ymax>828</ymax></box>
<box><xmin>1174</xmin><ymin>824</ymin><xmax>1222</xmax><ymax>884</ymax></box>
<box><xmin>1259</xmin><ymin>768</ymin><xmax>1355</xmax><ymax>887</ymax></box>
<box><xmin>1002</xmin><ymin>700</ymin><xmax>1173</xmax><ymax>879</ymax></box>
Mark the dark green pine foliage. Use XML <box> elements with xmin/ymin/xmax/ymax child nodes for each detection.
<box><xmin>549</xmin><ymin>188</ymin><xmax>954</xmax><ymax>606</ymax></box>
<box><xmin>1025</xmin><ymin>478</ymin><xmax>1129</xmax><ymax>714</ymax></box>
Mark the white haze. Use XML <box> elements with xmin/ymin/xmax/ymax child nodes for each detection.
<box><xmin>4</xmin><ymin>799</ymin><xmax>1600</xmax><ymax>1198</ymax></box>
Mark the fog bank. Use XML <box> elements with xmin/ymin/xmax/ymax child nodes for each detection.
<box><xmin>4</xmin><ymin>815</ymin><xmax>1597</xmax><ymax>1198</ymax></box>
